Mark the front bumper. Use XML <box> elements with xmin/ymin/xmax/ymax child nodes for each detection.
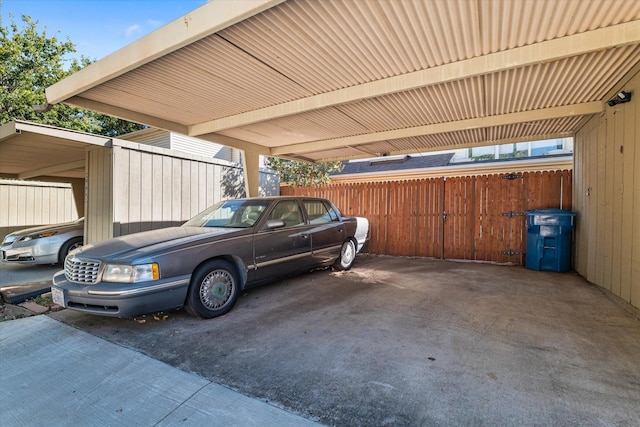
<box><xmin>52</xmin><ymin>271</ymin><xmax>191</xmax><ymax>317</ymax></box>
<box><xmin>2</xmin><ymin>248</ymin><xmax>37</xmax><ymax>263</ymax></box>
<box><xmin>1</xmin><ymin>244</ymin><xmax>57</xmax><ymax>264</ymax></box>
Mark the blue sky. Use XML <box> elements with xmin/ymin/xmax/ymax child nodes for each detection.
<box><xmin>2</xmin><ymin>0</ymin><xmax>209</xmax><ymax>61</ymax></box>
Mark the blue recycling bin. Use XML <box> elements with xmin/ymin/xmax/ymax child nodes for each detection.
<box><xmin>525</xmin><ymin>209</ymin><xmax>576</xmax><ymax>272</ymax></box>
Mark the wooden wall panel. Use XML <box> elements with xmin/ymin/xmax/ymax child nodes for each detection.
<box><xmin>86</xmin><ymin>147</ymin><xmax>113</xmax><ymax>244</ymax></box>
<box><xmin>574</xmin><ymin>68</ymin><xmax>640</xmax><ymax>310</ymax></box>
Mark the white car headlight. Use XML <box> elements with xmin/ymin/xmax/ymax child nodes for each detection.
<box><xmin>102</xmin><ymin>263</ymin><xmax>159</xmax><ymax>283</ymax></box>
<box><xmin>20</xmin><ymin>231</ymin><xmax>57</xmax><ymax>242</ymax></box>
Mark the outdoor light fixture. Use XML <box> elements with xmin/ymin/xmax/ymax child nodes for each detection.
<box><xmin>607</xmin><ymin>91</ymin><xmax>632</xmax><ymax>107</ymax></box>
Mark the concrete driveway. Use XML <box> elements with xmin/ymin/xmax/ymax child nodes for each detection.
<box><xmin>44</xmin><ymin>255</ymin><xmax>640</xmax><ymax>426</ymax></box>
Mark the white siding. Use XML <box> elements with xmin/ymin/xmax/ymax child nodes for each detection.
<box><xmin>121</xmin><ymin>129</ymin><xmax>237</xmax><ymax>162</ymax></box>
<box><xmin>170</xmin><ymin>133</ymin><xmax>234</xmax><ymax>162</ymax></box>
<box><xmin>121</xmin><ymin>129</ymin><xmax>171</xmax><ymax>149</ymax></box>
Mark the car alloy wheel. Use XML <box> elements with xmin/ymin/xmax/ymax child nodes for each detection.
<box><xmin>334</xmin><ymin>240</ymin><xmax>356</xmax><ymax>271</ymax></box>
<box><xmin>185</xmin><ymin>259</ymin><xmax>240</xmax><ymax>319</ymax></box>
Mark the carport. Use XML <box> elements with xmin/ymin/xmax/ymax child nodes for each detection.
<box><xmin>0</xmin><ymin>120</ymin><xmax>109</xmax><ymax>219</ymax></box>
<box><xmin>40</xmin><ymin>1</ymin><xmax>640</xmax><ymax>309</ymax></box>
<box><xmin>0</xmin><ymin>120</ymin><xmax>252</xmax><ymax>244</ymax></box>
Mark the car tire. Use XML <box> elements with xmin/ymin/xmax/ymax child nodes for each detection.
<box><xmin>334</xmin><ymin>239</ymin><xmax>356</xmax><ymax>271</ymax></box>
<box><xmin>58</xmin><ymin>237</ymin><xmax>83</xmax><ymax>264</ymax></box>
<box><xmin>185</xmin><ymin>259</ymin><xmax>240</xmax><ymax>319</ymax></box>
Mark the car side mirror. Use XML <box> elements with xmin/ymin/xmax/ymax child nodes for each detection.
<box><xmin>265</xmin><ymin>219</ymin><xmax>286</xmax><ymax>230</ymax></box>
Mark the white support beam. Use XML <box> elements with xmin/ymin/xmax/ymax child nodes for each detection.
<box><xmin>18</xmin><ymin>160</ymin><xmax>86</xmax><ymax>180</ymax></box>
<box><xmin>63</xmin><ymin>96</ymin><xmax>190</xmax><ymax>135</ymax></box>
<box><xmin>7</xmin><ymin>120</ymin><xmax>111</xmax><ymax>146</ymax></box>
<box><xmin>271</xmin><ymin>102</ymin><xmax>603</xmax><ymax>156</ymax></box>
<box><xmin>46</xmin><ymin>0</ymin><xmax>285</xmax><ymax>105</ymax></box>
<box><xmin>242</xmin><ymin>151</ymin><xmax>261</xmax><ymax>198</ymax></box>
<box><xmin>190</xmin><ymin>21</ymin><xmax>640</xmax><ymax>136</ymax></box>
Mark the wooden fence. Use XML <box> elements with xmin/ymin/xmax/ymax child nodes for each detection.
<box><xmin>281</xmin><ymin>170</ymin><xmax>572</xmax><ymax>264</ymax></box>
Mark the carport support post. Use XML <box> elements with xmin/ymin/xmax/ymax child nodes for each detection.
<box><xmin>242</xmin><ymin>150</ymin><xmax>260</xmax><ymax>197</ymax></box>
<box><xmin>69</xmin><ymin>178</ymin><xmax>85</xmax><ymax>218</ymax></box>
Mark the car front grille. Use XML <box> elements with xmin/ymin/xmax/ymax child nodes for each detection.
<box><xmin>65</xmin><ymin>257</ymin><xmax>101</xmax><ymax>284</ymax></box>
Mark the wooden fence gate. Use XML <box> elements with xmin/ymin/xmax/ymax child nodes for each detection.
<box><xmin>281</xmin><ymin>170</ymin><xmax>572</xmax><ymax>264</ymax></box>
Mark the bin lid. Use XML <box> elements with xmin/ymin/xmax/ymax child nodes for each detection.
<box><xmin>525</xmin><ymin>209</ymin><xmax>575</xmax><ymax>216</ymax></box>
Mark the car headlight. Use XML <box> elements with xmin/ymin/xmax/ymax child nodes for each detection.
<box><xmin>20</xmin><ymin>231</ymin><xmax>58</xmax><ymax>242</ymax></box>
<box><xmin>102</xmin><ymin>263</ymin><xmax>160</xmax><ymax>283</ymax></box>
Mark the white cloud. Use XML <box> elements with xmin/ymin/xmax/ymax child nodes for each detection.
<box><xmin>124</xmin><ymin>24</ymin><xmax>142</xmax><ymax>39</ymax></box>
<box><xmin>147</xmin><ymin>19</ymin><xmax>164</xmax><ymax>29</ymax></box>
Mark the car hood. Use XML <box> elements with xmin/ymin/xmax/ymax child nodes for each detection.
<box><xmin>72</xmin><ymin>226</ymin><xmax>242</xmax><ymax>262</ymax></box>
<box><xmin>4</xmin><ymin>220</ymin><xmax>84</xmax><ymax>239</ymax></box>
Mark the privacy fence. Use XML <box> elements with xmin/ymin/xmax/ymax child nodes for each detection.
<box><xmin>281</xmin><ymin>170</ymin><xmax>572</xmax><ymax>265</ymax></box>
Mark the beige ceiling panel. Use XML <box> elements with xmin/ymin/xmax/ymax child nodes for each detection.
<box><xmin>81</xmin><ymin>81</ymin><xmax>209</xmax><ymax>125</ymax></box>
<box><xmin>81</xmin><ymin>39</ymin><xmax>312</xmax><ymax>123</ymax></box>
<box><xmin>172</xmin><ymin>36</ymin><xmax>312</xmax><ymax>104</ymax></box>
<box><xmin>480</xmin><ymin>0</ymin><xmax>640</xmax><ymax>53</ymax></box>
<box><xmin>389</xmin><ymin>129</ymin><xmax>488</xmax><ymax>152</ymax></box>
<box><xmin>220</xmin><ymin>107</ymin><xmax>369</xmax><ymax>146</ymax></box>
<box><xmin>336</xmin><ymin>77</ymin><xmax>486</xmax><ymax>132</ymax></box>
<box><xmin>485</xmin><ymin>46</ymin><xmax>640</xmax><ymax>115</ymax></box>
<box><xmin>486</xmin><ymin>117</ymin><xmax>584</xmax><ymax>141</ymax></box>
<box><xmin>220</xmin><ymin>77</ymin><xmax>487</xmax><ymax>146</ymax></box>
<box><xmin>222</xmin><ymin>0</ymin><xmax>640</xmax><ymax>96</ymax></box>
<box><xmin>0</xmin><ymin>133</ymin><xmax>89</xmax><ymax>177</ymax></box>
<box><xmin>219</xmin><ymin>0</ymin><xmax>484</xmax><ymax>94</ymax></box>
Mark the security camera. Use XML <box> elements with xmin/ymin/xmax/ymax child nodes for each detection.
<box><xmin>607</xmin><ymin>91</ymin><xmax>632</xmax><ymax>107</ymax></box>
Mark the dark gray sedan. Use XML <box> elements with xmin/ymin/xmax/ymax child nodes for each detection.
<box><xmin>52</xmin><ymin>197</ymin><xmax>369</xmax><ymax>319</ymax></box>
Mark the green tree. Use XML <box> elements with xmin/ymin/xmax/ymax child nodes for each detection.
<box><xmin>265</xmin><ymin>157</ymin><xmax>342</xmax><ymax>187</ymax></box>
<box><xmin>0</xmin><ymin>14</ymin><xmax>144</xmax><ymax>135</ymax></box>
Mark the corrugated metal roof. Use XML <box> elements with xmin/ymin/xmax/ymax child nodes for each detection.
<box><xmin>46</xmin><ymin>0</ymin><xmax>640</xmax><ymax>163</ymax></box>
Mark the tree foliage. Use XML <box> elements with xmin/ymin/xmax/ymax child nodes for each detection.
<box><xmin>265</xmin><ymin>157</ymin><xmax>342</xmax><ymax>187</ymax></box>
<box><xmin>0</xmin><ymin>14</ymin><xmax>144</xmax><ymax>135</ymax></box>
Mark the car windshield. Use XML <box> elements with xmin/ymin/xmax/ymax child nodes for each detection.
<box><xmin>182</xmin><ymin>200</ymin><xmax>269</xmax><ymax>228</ymax></box>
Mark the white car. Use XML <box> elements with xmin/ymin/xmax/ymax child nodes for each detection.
<box><xmin>1</xmin><ymin>218</ymin><xmax>84</xmax><ymax>265</ymax></box>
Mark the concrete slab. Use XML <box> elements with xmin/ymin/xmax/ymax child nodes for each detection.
<box><xmin>47</xmin><ymin>255</ymin><xmax>640</xmax><ymax>426</ymax></box>
<box><xmin>0</xmin><ymin>316</ymin><xmax>321</xmax><ymax>426</ymax></box>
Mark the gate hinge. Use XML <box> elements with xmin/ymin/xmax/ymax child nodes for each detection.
<box><xmin>500</xmin><ymin>211</ymin><xmax>524</xmax><ymax>218</ymax></box>
<box><xmin>499</xmin><ymin>249</ymin><xmax>523</xmax><ymax>256</ymax></box>
<box><xmin>501</xmin><ymin>172</ymin><xmax>523</xmax><ymax>180</ymax></box>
